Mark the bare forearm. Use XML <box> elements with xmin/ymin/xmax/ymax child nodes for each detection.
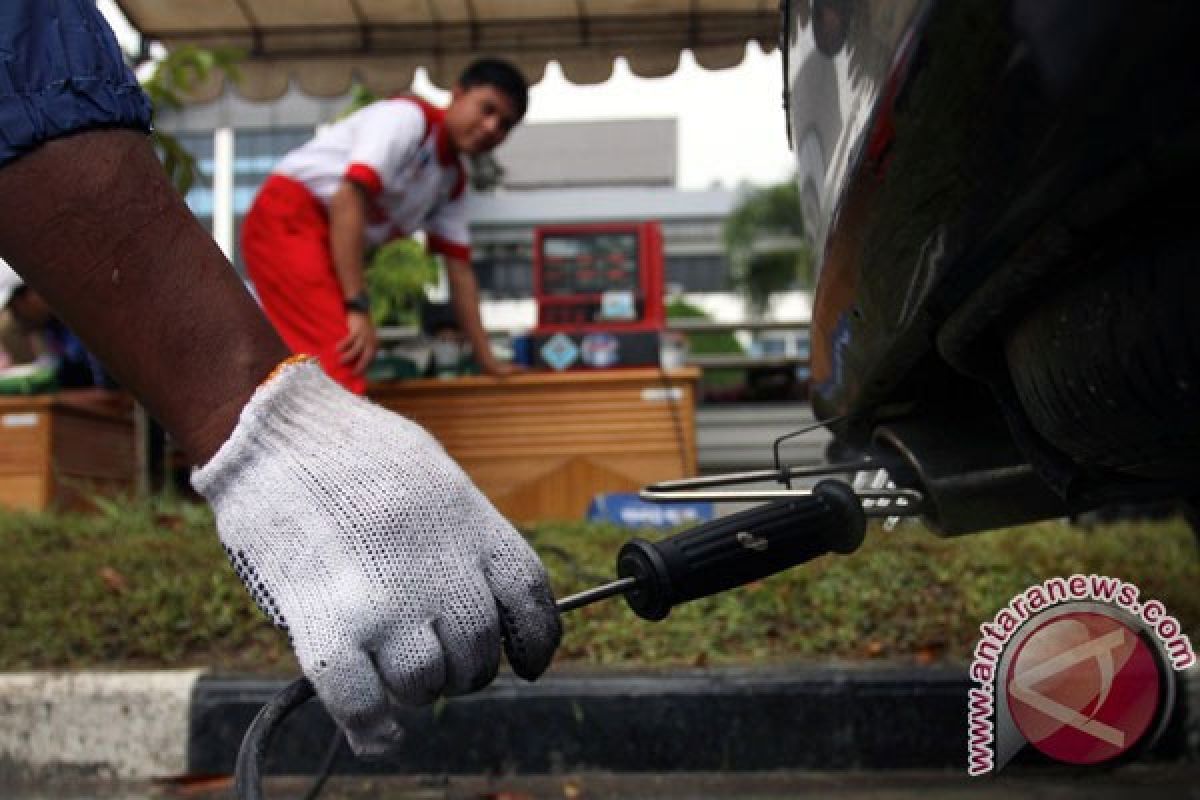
<box><xmin>445</xmin><ymin>257</ymin><xmax>497</xmax><ymax>370</ymax></box>
<box><xmin>0</xmin><ymin>130</ymin><xmax>289</xmax><ymax>464</ymax></box>
<box><xmin>329</xmin><ymin>182</ymin><xmax>368</xmax><ymax>301</ymax></box>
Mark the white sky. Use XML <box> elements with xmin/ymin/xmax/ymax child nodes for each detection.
<box><xmin>98</xmin><ymin>2</ymin><xmax>795</xmax><ymax>190</ymax></box>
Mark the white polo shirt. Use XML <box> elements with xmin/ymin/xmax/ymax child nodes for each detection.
<box><xmin>273</xmin><ymin>95</ymin><xmax>470</xmax><ymax>260</ymax></box>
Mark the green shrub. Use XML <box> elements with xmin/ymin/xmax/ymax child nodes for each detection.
<box><xmin>0</xmin><ymin>499</ymin><xmax>1194</xmax><ymax>672</ymax></box>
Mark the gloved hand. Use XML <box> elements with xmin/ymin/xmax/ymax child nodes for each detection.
<box><xmin>191</xmin><ymin>359</ymin><xmax>561</xmax><ymax>756</ymax></box>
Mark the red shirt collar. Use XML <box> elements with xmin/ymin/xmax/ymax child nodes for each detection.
<box><xmin>394</xmin><ymin>94</ymin><xmax>458</xmax><ymax>167</ymax></box>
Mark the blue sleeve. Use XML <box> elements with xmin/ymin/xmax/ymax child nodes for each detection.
<box><xmin>0</xmin><ymin>0</ymin><xmax>152</xmax><ymax>168</ymax></box>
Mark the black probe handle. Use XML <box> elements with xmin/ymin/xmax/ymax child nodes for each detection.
<box><xmin>616</xmin><ymin>480</ymin><xmax>867</xmax><ymax>620</ymax></box>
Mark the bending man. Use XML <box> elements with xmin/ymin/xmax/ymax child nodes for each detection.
<box><xmin>243</xmin><ymin>60</ymin><xmax>525</xmax><ymax>393</ymax></box>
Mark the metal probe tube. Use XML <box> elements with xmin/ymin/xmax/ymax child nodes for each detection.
<box><xmin>554</xmin><ymin>576</ymin><xmax>641</xmax><ymax>612</ymax></box>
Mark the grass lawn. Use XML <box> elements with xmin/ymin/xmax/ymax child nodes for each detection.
<box><xmin>0</xmin><ymin>497</ymin><xmax>1194</xmax><ymax>675</ymax></box>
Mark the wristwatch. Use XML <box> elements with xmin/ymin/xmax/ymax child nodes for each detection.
<box><xmin>344</xmin><ymin>290</ymin><xmax>370</xmax><ymax>314</ymax></box>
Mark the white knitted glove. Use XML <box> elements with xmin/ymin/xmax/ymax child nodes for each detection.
<box><xmin>191</xmin><ymin>360</ymin><xmax>561</xmax><ymax>756</ymax></box>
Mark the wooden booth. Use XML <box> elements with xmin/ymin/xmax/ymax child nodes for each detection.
<box><xmin>369</xmin><ymin>367</ymin><xmax>699</xmax><ymax>523</ymax></box>
<box><xmin>0</xmin><ymin>391</ymin><xmax>136</xmax><ymax>511</ymax></box>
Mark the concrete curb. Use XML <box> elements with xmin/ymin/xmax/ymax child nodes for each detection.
<box><xmin>0</xmin><ymin>670</ymin><xmax>204</xmax><ymax>781</ymax></box>
<box><xmin>0</xmin><ymin>665</ymin><xmax>1194</xmax><ymax>780</ymax></box>
<box><xmin>187</xmin><ymin>665</ymin><xmax>1196</xmax><ymax>776</ymax></box>
<box><xmin>190</xmin><ymin>666</ymin><xmax>973</xmax><ymax>775</ymax></box>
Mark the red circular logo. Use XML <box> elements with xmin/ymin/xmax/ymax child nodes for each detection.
<box><xmin>1005</xmin><ymin>611</ymin><xmax>1162</xmax><ymax>765</ymax></box>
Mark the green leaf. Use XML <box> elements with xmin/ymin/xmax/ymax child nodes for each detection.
<box><xmin>365</xmin><ymin>239</ymin><xmax>440</xmax><ymax>326</ymax></box>
<box><xmin>338</xmin><ymin>84</ymin><xmax>381</xmax><ymax>120</ymax></box>
<box><xmin>140</xmin><ymin>46</ymin><xmax>244</xmax><ymax>193</ymax></box>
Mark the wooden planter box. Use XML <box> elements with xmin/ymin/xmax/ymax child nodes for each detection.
<box><xmin>369</xmin><ymin>368</ymin><xmax>699</xmax><ymax>523</ymax></box>
<box><xmin>0</xmin><ymin>391</ymin><xmax>136</xmax><ymax>511</ymax></box>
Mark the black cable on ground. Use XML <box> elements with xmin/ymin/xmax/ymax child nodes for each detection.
<box><xmin>236</xmin><ymin>676</ymin><xmax>345</xmax><ymax>800</ymax></box>
<box><xmin>299</xmin><ymin>728</ymin><xmax>345</xmax><ymax>800</ymax></box>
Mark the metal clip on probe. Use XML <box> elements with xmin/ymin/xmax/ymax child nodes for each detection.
<box><xmin>237</xmin><ymin>476</ymin><xmax>922</xmax><ymax>799</ymax></box>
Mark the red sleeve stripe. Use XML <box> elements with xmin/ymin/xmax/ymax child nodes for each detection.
<box><xmin>344</xmin><ymin>163</ymin><xmax>383</xmax><ymax>197</ymax></box>
<box><xmin>428</xmin><ymin>234</ymin><xmax>471</xmax><ymax>261</ymax></box>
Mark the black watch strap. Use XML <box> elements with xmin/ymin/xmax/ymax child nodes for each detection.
<box><xmin>344</xmin><ymin>290</ymin><xmax>370</xmax><ymax>314</ymax></box>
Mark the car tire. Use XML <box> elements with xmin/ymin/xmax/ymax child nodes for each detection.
<box><xmin>1003</xmin><ymin>232</ymin><xmax>1200</xmax><ymax>483</ymax></box>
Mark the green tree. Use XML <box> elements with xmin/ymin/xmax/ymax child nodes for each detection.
<box><xmin>338</xmin><ymin>84</ymin><xmax>379</xmax><ymax>119</ymax></box>
<box><xmin>722</xmin><ymin>179</ymin><xmax>813</xmax><ymax>314</ymax></box>
<box><xmin>365</xmin><ymin>239</ymin><xmax>439</xmax><ymax>327</ymax></box>
<box><xmin>139</xmin><ymin>45</ymin><xmax>243</xmax><ymax>194</ymax></box>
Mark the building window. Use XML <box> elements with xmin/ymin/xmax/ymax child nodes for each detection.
<box><xmin>666</xmin><ymin>254</ymin><xmax>732</xmax><ymax>292</ymax></box>
<box><xmin>232</xmin><ymin>128</ymin><xmax>313</xmax><ymax>273</ymax></box>
<box><xmin>473</xmin><ymin>241</ymin><xmax>533</xmax><ymax>297</ymax></box>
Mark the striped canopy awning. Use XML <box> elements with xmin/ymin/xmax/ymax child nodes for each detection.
<box><xmin>115</xmin><ymin>0</ymin><xmax>781</xmax><ymax>102</ymax></box>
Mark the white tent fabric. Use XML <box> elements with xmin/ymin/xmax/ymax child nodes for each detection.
<box><xmin>115</xmin><ymin>0</ymin><xmax>780</xmax><ymax>102</ymax></box>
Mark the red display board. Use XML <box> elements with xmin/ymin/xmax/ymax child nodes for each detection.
<box><xmin>533</xmin><ymin>222</ymin><xmax>665</xmax><ymax>334</ymax></box>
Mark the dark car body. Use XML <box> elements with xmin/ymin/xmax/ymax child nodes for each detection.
<box><xmin>785</xmin><ymin>0</ymin><xmax>1200</xmax><ymax>533</ymax></box>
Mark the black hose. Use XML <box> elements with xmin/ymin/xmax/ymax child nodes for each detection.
<box><xmin>300</xmin><ymin>729</ymin><xmax>345</xmax><ymax>800</ymax></box>
<box><xmin>235</xmin><ymin>675</ymin><xmax>332</xmax><ymax>800</ymax></box>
